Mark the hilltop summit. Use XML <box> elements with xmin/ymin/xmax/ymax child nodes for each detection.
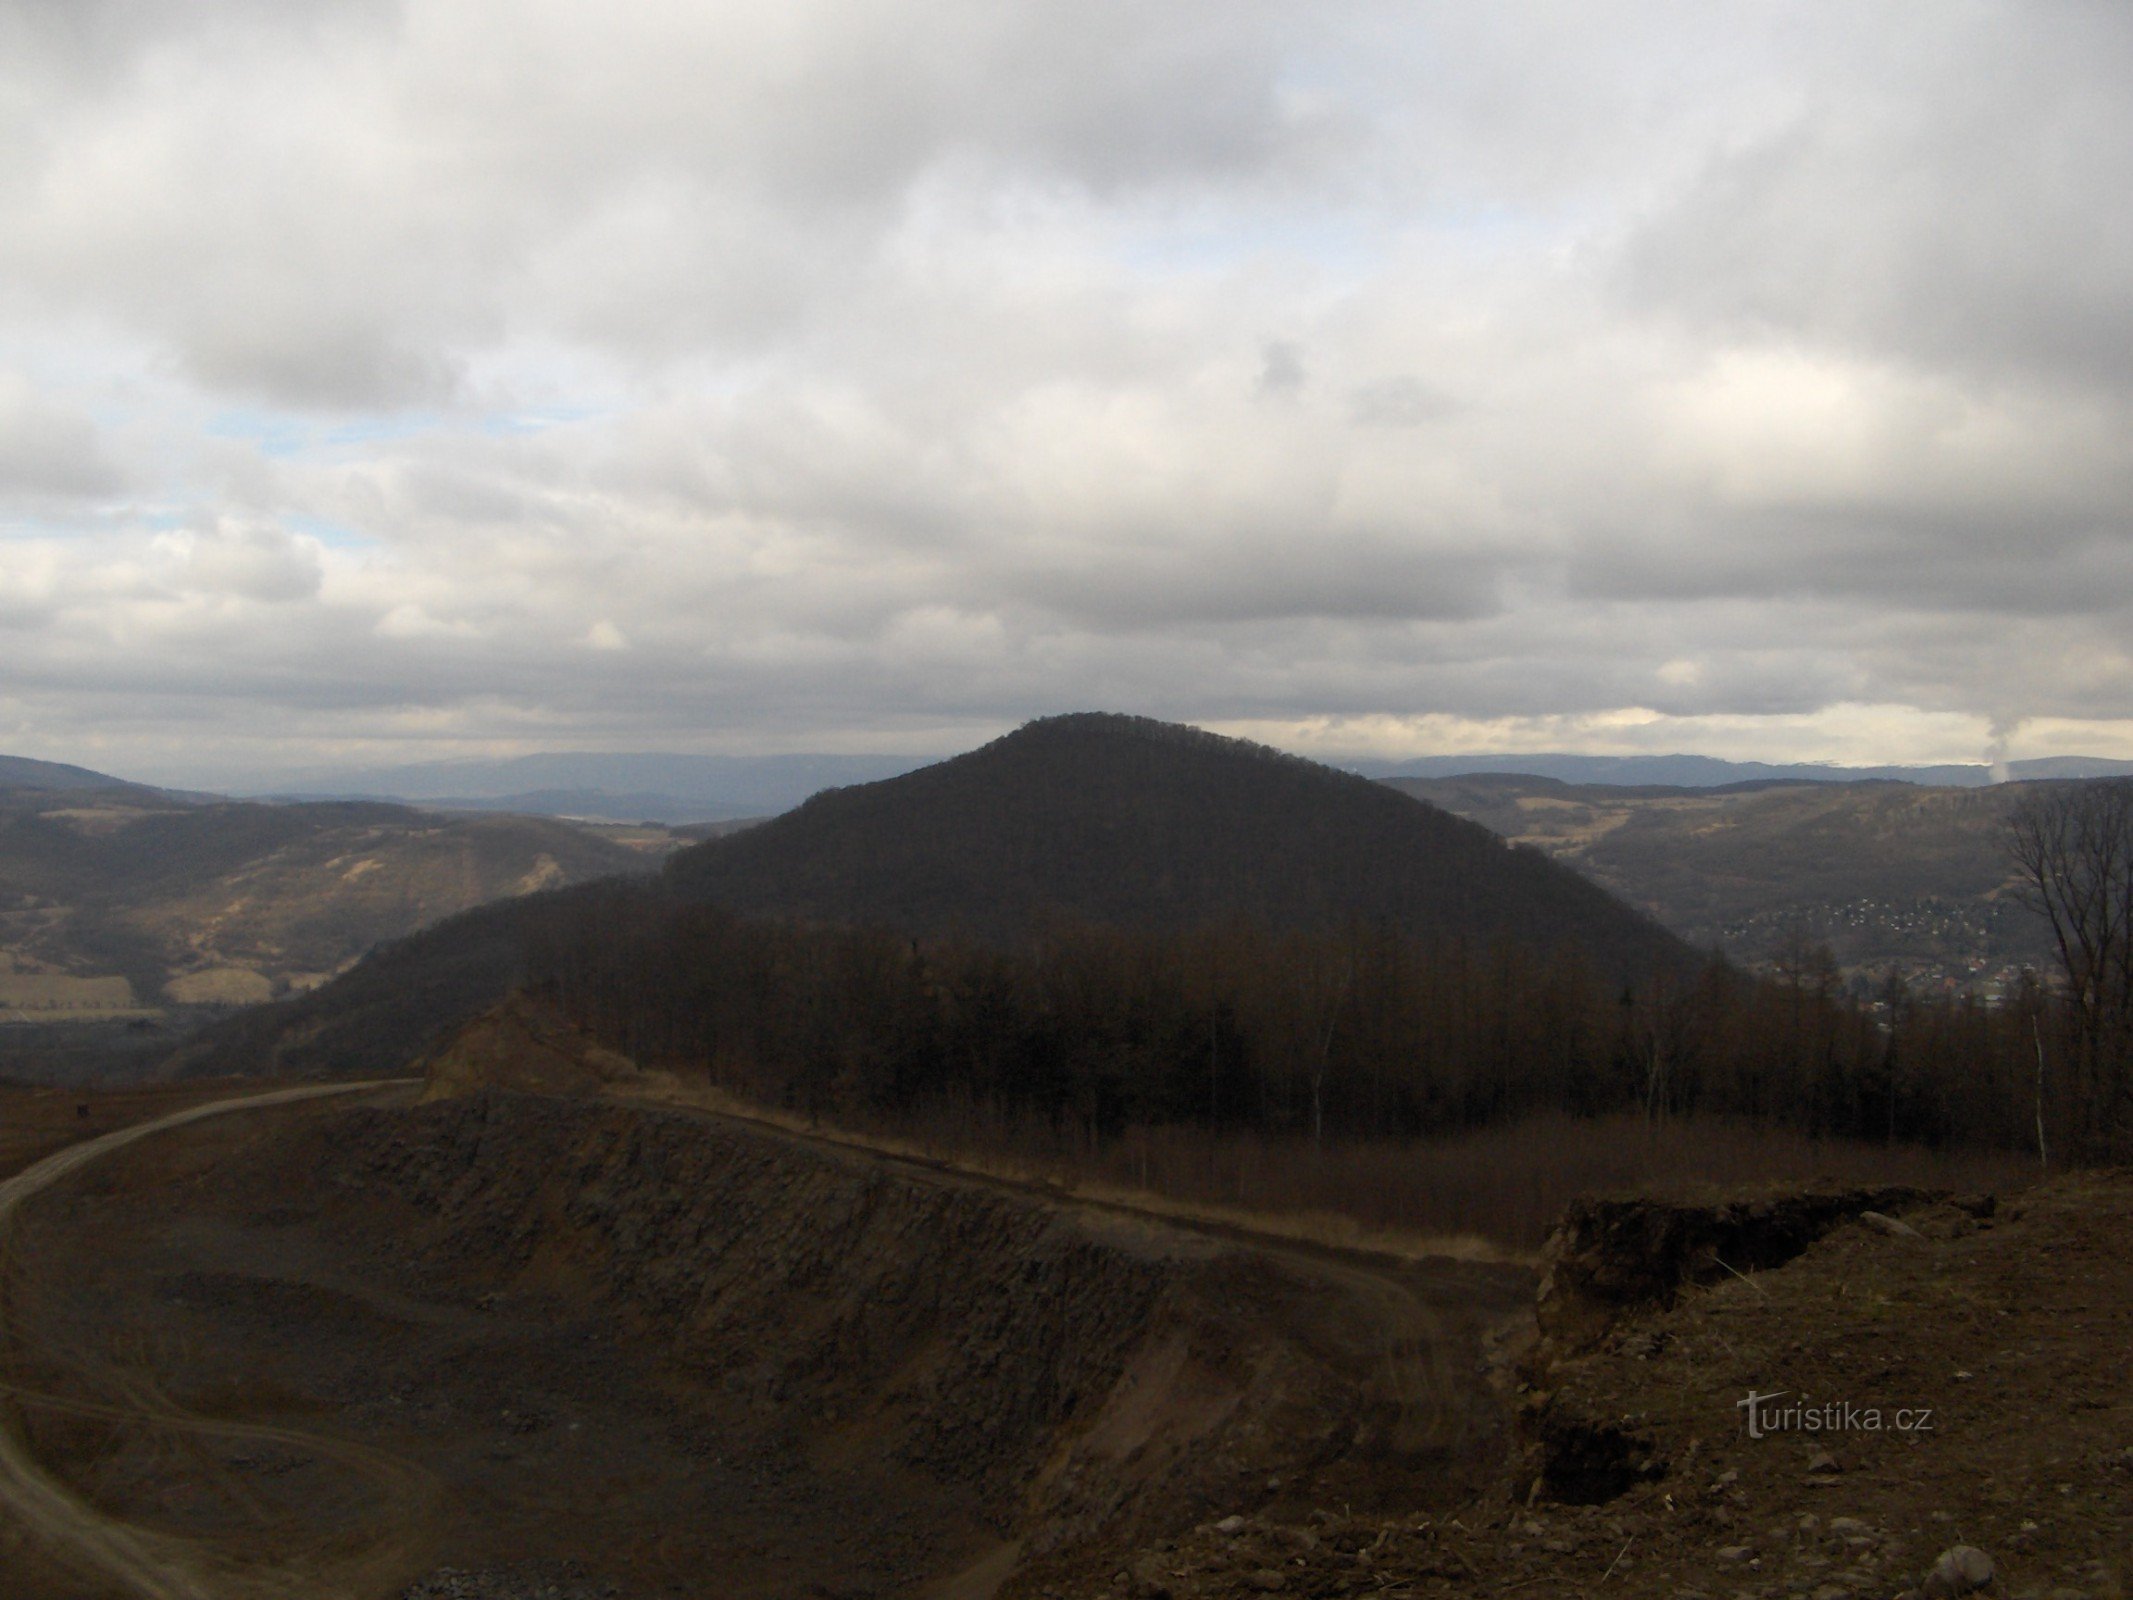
<box><xmin>666</xmin><ymin>713</ymin><xmax>1689</xmax><ymax>980</ymax></box>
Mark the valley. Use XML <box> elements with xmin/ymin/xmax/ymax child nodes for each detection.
<box><xmin>1391</xmin><ymin>773</ymin><xmax>2049</xmax><ymax>988</ymax></box>
<box><xmin>0</xmin><ymin>768</ymin><xmax>667</xmax><ymax>1079</ymax></box>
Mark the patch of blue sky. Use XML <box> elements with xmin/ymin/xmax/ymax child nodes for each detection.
<box><xmin>283</xmin><ymin>513</ymin><xmax>379</xmax><ymax>551</ymax></box>
<box><xmin>207</xmin><ymin>404</ymin><xmax>606</xmax><ymax>460</ymax></box>
<box><xmin>475</xmin><ymin>402</ymin><xmax>611</xmax><ymax>437</ymax></box>
<box><xmin>204</xmin><ymin>408</ymin><xmax>319</xmax><ymax>459</ymax></box>
<box><xmin>319</xmin><ymin>412</ymin><xmax>447</xmax><ymax>448</ymax></box>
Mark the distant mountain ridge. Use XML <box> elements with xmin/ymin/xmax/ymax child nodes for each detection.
<box><xmin>220</xmin><ymin>747</ymin><xmax>2133</xmax><ymax>825</ymax></box>
<box><xmin>1353</xmin><ymin>753</ymin><xmax>2133</xmax><ymax>787</ymax></box>
<box><xmin>1385</xmin><ymin>770</ymin><xmax>2051</xmax><ymax>976</ymax></box>
<box><xmin>0</xmin><ymin>782</ymin><xmax>652</xmax><ymax>1049</ymax></box>
<box><xmin>0</xmin><ymin>754</ymin><xmax>145</xmax><ymax>794</ymax></box>
<box><xmin>248</xmin><ymin>751</ymin><xmax>933</xmax><ymax>823</ymax></box>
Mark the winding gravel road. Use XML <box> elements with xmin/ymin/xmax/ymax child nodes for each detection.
<box><xmin>0</xmin><ymin>1081</ymin><xmax>401</xmax><ymax>1600</ymax></box>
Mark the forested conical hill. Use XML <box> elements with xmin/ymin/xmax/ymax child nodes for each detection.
<box><xmin>664</xmin><ymin>714</ymin><xmax>1691</xmax><ymax>981</ymax></box>
<box><xmin>169</xmin><ymin>715</ymin><xmax>1693</xmax><ymax>1080</ymax></box>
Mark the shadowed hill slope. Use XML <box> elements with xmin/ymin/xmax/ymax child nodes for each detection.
<box><xmin>665</xmin><ymin>714</ymin><xmax>1692</xmax><ymax>979</ymax></box>
<box><xmin>0</xmin><ymin>753</ymin><xmax>147</xmax><ymax>795</ymax></box>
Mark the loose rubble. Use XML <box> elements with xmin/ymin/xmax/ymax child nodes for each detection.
<box><xmin>399</xmin><ymin>1563</ymin><xmax>619</xmax><ymax>1599</ymax></box>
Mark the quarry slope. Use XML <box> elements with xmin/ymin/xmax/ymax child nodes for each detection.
<box><xmin>0</xmin><ymin>1053</ymin><xmax>1531</xmax><ymax>1598</ymax></box>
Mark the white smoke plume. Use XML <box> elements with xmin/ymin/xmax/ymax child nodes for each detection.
<box><xmin>1985</xmin><ymin>715</ymin><xmax>2024</xmax><ymax>784</ymax></box>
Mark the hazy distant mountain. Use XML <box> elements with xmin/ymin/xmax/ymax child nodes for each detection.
<box><xmin>1353</xmin><ymin>752</ymin><xmax>2133</xmax><ymax>787</ymax></box>
<box><xmin>244</xmin><ymin>748</ymin><xmax>2133</xmax><ymax>822</ymax></box>
<box><xmin>250</xmin><ymin>752</ymin><xmax>933</xmax><ymax>823</ymax></box>
<box><xmin>666</xmin><ymin>713</ymin><xmax>1692</xmax><ymax>979</ymax></box>
<box><xmin>0</xmin><ymin>754</ymin><xmax>147</xmax><ymax>795</ymax></box>
<box><xmin>384</xmin><ymin>789</ymin><xmax>756</xmax><ymax>825</ymax></box>
<box><xmin>1386</xmin><ymin>771</ymin><xmax>2056</xmax><ymax>975</ymax></box>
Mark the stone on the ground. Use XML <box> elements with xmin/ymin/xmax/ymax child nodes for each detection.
<box><xmin>1922</xmin><ymin>1544</ymin><xmax>1995</xmax><ymax>1597</ymax></box>
<box><xmin>1861</xmin><ymin>1210</ymin><xmax>1924</xmax><ymax>1239</ymax></box>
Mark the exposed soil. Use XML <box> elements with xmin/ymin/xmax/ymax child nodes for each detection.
<box><xmin>1055</xmin><ymin>1175</ymin><xmax>2133</xmax><ymax>1600</ymax></box>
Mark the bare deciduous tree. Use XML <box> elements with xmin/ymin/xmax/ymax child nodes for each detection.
<box><xmin>2008</xmin><ymin>780</ymin><xmax>2133</xmax><ymax>1154</ymax></box>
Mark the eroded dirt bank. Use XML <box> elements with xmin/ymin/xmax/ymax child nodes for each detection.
<box><xmin>1</xmin><ymin>1087</ymin><xmax>1531</xmax><ymax>1598</ymax></box>
<box><xmin>1066</xmin><ymin>1177</ymin><xmax>2133</xmax><ymax>1600</ymax></box>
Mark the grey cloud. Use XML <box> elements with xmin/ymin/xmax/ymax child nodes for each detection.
<box><xmin>3</xmin><ymin>2</ymin><xmax>2133</xmax><ymax>775</ymax></box>
<box><xmin>178</xmin><ymin>316</ymin><xmax>463</xmax><ymax>413</ymax></box>
<box><xmin>1002</xmin><ymin>540</ymin><xmax>1502</xmax><ymax>630</ymax></box>
<box><xmin>1619</xmin><ymin>4</ymin><xmax>2133</xmax><ymax>391</ymax></box>
<box><xmin>1347</xmin><ymin>377</ymin><xmax>1454</xmax><ymax>429</ymax></box>
<box><xmin>1257</xmin><ymin>341</ymin><xmax>1306</xmax><ymax>399</ymax></box>
<box><xmin>177</xmin><ymin>521</ymin><xmax>323</xmax><ymax>603</ymax></box>
<box><xmin>0</xmin><ymin>0</ymin><xmax>1336</xmax><ymax>407</ymax></box>
<box><xmin>1566</xmin><ymin>505</ymin><xmax>2133</xmax><ymax>620</ymax></box>
<box><xmin>0</xmin><ymin>380</ymin><xmax>125</xmax><ymax>500</ymax></box>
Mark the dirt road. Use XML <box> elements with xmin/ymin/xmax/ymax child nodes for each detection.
<box><xmin>0</xmin><ymin>1082</ymin><xmax>407</xmax><ymax>1600</ymax></box>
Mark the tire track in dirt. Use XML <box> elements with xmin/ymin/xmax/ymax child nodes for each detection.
<box><xmin>0</xmin><ymin>1082</ymin><xmax>413</xmax><ymax>1600</ymax></box>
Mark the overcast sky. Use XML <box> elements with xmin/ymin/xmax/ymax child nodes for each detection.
<box><xmin>2</xmin><ymin>0</ymin><xmax>2129</xmax><ymax>783</ymax></box>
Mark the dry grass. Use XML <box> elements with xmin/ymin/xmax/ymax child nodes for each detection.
<box><xmin>638</xmin><ymin>1072</ymin><xmax>1518</xmax><ymax>1262</ymax></box>
<box><xmin>891</xmin><ymin>1109</ymin><xmax>2041</xmax><ymax>1254</ymax></box>
<box><xmin>0</xmin><ymin>1079</ymin><xmax>302</xmax><ymax>1181</ymax></box>
<box><xmin>0</xmin><ymin>971</ymin><xmax>147</xmax><ymax>1019</ymax></box>
<box><xmin>632</xmin><ymin>1069</ymin><xmax>2040</xmax><ymax>1257</ymax></box>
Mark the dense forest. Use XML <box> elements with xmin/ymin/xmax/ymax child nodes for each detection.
<box><xmin>521</xmin><ymin>880</ymin><xmax>2106</xmax><ymax>1160</ymax></box>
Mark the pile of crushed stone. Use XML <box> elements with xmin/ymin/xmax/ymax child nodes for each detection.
<box><xmin>399</xmin><ymin>1562</ymin><xmax>619</xmax><ymax>1600</ymax></box>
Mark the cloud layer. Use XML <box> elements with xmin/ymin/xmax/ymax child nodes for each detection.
<box><xmin>2</xmin><ymin>0</ymin><xmax>2130</xmax><ymax>780</ymax></box>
